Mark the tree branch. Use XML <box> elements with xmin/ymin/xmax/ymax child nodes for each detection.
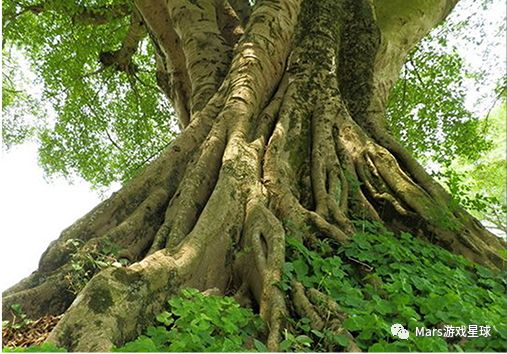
<box><xmin>99</xmin><ymin>11</ymin><xmax>146</xmax><ymax>74</ymax></box>
<box><xmin>166</xmin><ymin>0</ymin><xmax>233</xmax><ymax>114</ymax></box>
<box><xmin>217</xmin><ymin>0</ymin><xmax>245</xmax><ymax>47</ymax></box>
<box><xmin>135</xmin><ymin>0</ymin><xmax>192</xmax><ymax>128</ymax></box>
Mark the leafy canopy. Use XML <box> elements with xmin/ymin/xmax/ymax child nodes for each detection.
<box><xmin>3</xmin><ymin>0</ymin><xmax>177</xmax><ymax>186</ymax></box>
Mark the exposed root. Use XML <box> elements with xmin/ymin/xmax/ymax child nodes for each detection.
<box><xmin>355</xmin><ymin>154</ymin><xmax>409</xmax><ymax>216</ymax></box>
<box><xmin>333</xmin><ymin>123</ymin><xmax>381</xmax><ymax>221</ymax></box>
<box><xmin>165</xmin><ymin>122</ymin><xmax>227</xmax><ymax>249</ymax></box>
<box><xmin>46</xmin><ymin>250</ymin><xmax>184</xmax><ymax>351</ymax></box>
<box><xmin>308</xmin><ymin>210</ymin><xmax>349</xmax><ymax>243</ymax></box>
<box><xmin>3</xmin><ymin>275</ymin><xmax>72</xmax><ymax>321</ymax></box>
<box><xmin>107</xmin><ymin>186</ymin><xmax>170</xmax><ymax>261</ymax></box>
<box><xmin>291</xmin><ymin>281</ymin><xmax>325</xmax><ymax>330</ymax></box>
<box><xmin>365</xmin><ymin>142</ymin><xmax>433</xmax><ymax>215</ymax></box>
<box><xmin>290</xmin><ymin>282</ymin><xmax>361</xmax><ymax>352</ymax></box>
<box><xmin>362</xmin><ymin>119</ymin><xmax>451</xmax><ymax>205</ymax></box>
<box><xmin>310</xmin><ymin>110</ymin><xmax>330</xmax><ymax>219</ymax></box>
<box><xmin>241</xmin><ymin>197</ymin><xmax>287</xmax><ymax>351</ymax></box>
<box><xmin>148</xmin><ymin>121</ymin><xmax>227</xmax><ymax>255</ymax></box>
<box><xmin>306</xmin><ymin>288</ymin><xmax>345</xmax><ymax>323</ymax></box>
<box><xmin>363</xmin><ymin>141</ymin><xmax>507</xmax><ymax>268</ymax></box>
<box><xmin>272</xmin><ymin>189</ymin><xmax>350</xmax><ymax>243</ymax></box>
<box><xmin>24</xmin><ymin>96</ymin><xmax>222</xmax><ymax>285</ymax></box>
<box><xmin>232</xmin><ymin>283</ymin><xmax>253</xmax><ymax>309</ymax></box>
<box><xmin>306</xmin><ymin>288</ymin><xmax>361</xmax><ymax>352</ymax></box>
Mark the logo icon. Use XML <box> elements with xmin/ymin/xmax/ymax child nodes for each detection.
<box><xmin>391</xmin><ymin>324</ymin><xmax>409</xmax><ymax>339</ymax></box>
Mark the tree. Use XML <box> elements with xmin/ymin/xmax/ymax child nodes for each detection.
<box><xmin>2</xmin><ymin>0</ymin><xmax>506</xmax><ymax>351</ymax></box>
<box><xmin>450</xmin><ymin>102</ymin><xmax>507</xmax><ymax>234</ymax></box>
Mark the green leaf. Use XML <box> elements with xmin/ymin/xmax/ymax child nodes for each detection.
<box><xmin>155</xmin><ymin>311</ymin><xmax>173</xmax><ymax>326</ymax></box>
<box><xmin>114</xmin><ymin>336</ymin><xmax>159</xmax><ymax>352</ymax></box>
<box><xmin>310</xmin><ymin>329</ymin><xmax>324</xmax><ymax>338</ymax></box>
<box><xmin>145</xmin><ymin>326</ymin><xmax>170</xmax><ymax>347</ymax></box>
<box><xmin>279</xmin><ymin>339</ymin><xmax>291</xmax><ymax>352</ymax></box>
<box><xmin>253</xmin><ymin>339</ymin><xmax>268</xmax><ymax>351</ymax></box>
<box><xmin>10</xmin><ymin>304</ymin><xmax>22</xmax><ymax>315</ymax></box>
<box><xmin>292</xmin><ymin>259</ymin><xmax>309</xmax><ymax>279</ymax></box>
<box><xmin>94</xmin><ymin>260</ymin><xmax>109</xmax><ymax>268</ymax></box>
<box><xmin>335</xmin><ymin>334</ymin><xmax>349</xmax><ymax>347</ymax></box>
<box><xmin>368</xmin><ymin>342</ymin><xmax>388</xmax><ymax>352</ymax></box>
<box><xmin>344</xmin><ymin>317</ymin><xmax>360</xmax><ymax>332</ymax></box>
<box><xmin>295</xmin><ymin>335</ymin><xmax>313</xmax><ymax>346</ymax></box>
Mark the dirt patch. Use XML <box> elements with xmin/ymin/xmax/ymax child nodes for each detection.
<box><xmin>2</xmin><ymin>314</ymin><xmax>63</xmax><ymax>348</ymax></box>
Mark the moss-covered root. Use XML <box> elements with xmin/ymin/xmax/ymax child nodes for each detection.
<box><xmin>239</xmin><ymin>199</ymin><xmax>288</xmax><ymax>351</ymax></box>
<box><xmin>291</xmin><ymin>281</ymin><xmax>361</xmax><ymax>352</ymax></box>
<box><xmin>307</xmin><ymin>288</ymin><xmax>361</xmax><ymax>352</ymax></box>
<box><xmin>45</xmin><ymin>251</ymin><xmax>182</xmax><ymax>351</ymax></box>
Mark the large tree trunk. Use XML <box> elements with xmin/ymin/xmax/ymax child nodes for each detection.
<box><xmin>3</xmin><ymin>0</ymin><xmax>505</xmax><ymax>351</ymax></box>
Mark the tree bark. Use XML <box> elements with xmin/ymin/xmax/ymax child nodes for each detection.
<box><xmin>3</xmin><ymin>0</ymin><xmax>506</xmax><ymax>351</ymax></box>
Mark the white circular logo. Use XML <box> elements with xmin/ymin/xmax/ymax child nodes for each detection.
<box><xmin>391</xmin><ymin>324</ymin><xmax>409</xmax><ymax>339</ymax></box>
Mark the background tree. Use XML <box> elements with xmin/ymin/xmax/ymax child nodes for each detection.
<box><xmin>384</xmin><ymin>2</ymin><xmax>506</xmax><ymax>235</ymax></box>
<box><xmin>2</xmin><ymin>0</ymin><xmax>506</xmax><ymax>351</ymax></box>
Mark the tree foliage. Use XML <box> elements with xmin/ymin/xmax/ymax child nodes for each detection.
<box><xmin>386</xmin><ymin>39</ymin><xmax>490</xmax><ymax>164</ymax></box>
<box><xmin>3</xmin><ymin>0</ymin><xmax>177</xmax><ymax>186</ymax></box>
<box><xmin>449</xmin><ymin>102</ymin><xmax>507</xmax><ymax>233</ymax></box>
<box><xmin>279</xmin><ymin>222</ymin><xmax>506</xmax><ymax>352</ymax></box>
<box><xmin>2</xmin><ymin>49</ymin><xmax>46</xmax><ymax>148</ymax></box>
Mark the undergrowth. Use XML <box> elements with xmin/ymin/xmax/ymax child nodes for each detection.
<box><xmin>113</xmin><ymin>289</ymin><xmax>265</xmax><ymax>352</ymax></box>
<box><xmin>2</xmin><ymin>343</ymin><xmax>66</xmax><ymax>352</ymax></box>
<box><xmin>280</xmin><ymin>220</ymin><xmax>507</xmax><ymax>352</ymax></box>
<box><xmin>2</xmin><ymin>304</ymin><xmax>33</xmax><ymax>330</ymax></box>
<box><xmin>4</xmin><ymin>222</ymin><xmax>506</xmax><ymax>352</ymax></box>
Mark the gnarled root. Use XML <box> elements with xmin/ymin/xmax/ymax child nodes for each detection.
<box><xmin>46</xmin><ymin>250</ymin><xmax>183</xmax><ymax>351</ymax></box>
<box><xmin>236</xmin><ymin>196</ymin><xmax>287</xmax><ymax>351</ymax></box>
<box><xmin>307</xmin><ymin>288</ymin><xmax>361</xmax><ymax>352</ymax></box>
<box><xmin>291</xmin><ymin>281</ymin><xmax>361</xmax><ymax>352</ymax></box>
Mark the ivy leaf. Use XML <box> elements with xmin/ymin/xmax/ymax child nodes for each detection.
<box><xmin>310</xmin><ymin>329</ymin><xmax>324</xmax><ymax>338</ymax></box>
<box><xmin>295</xmin><ymin>335</ymin><xmax>313</xmax><ymax>346</ymax></box>
<box><xmin>344</xmin><ymin>317</ymin><xmax>362</xmax><ymax>331</ymax></box>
